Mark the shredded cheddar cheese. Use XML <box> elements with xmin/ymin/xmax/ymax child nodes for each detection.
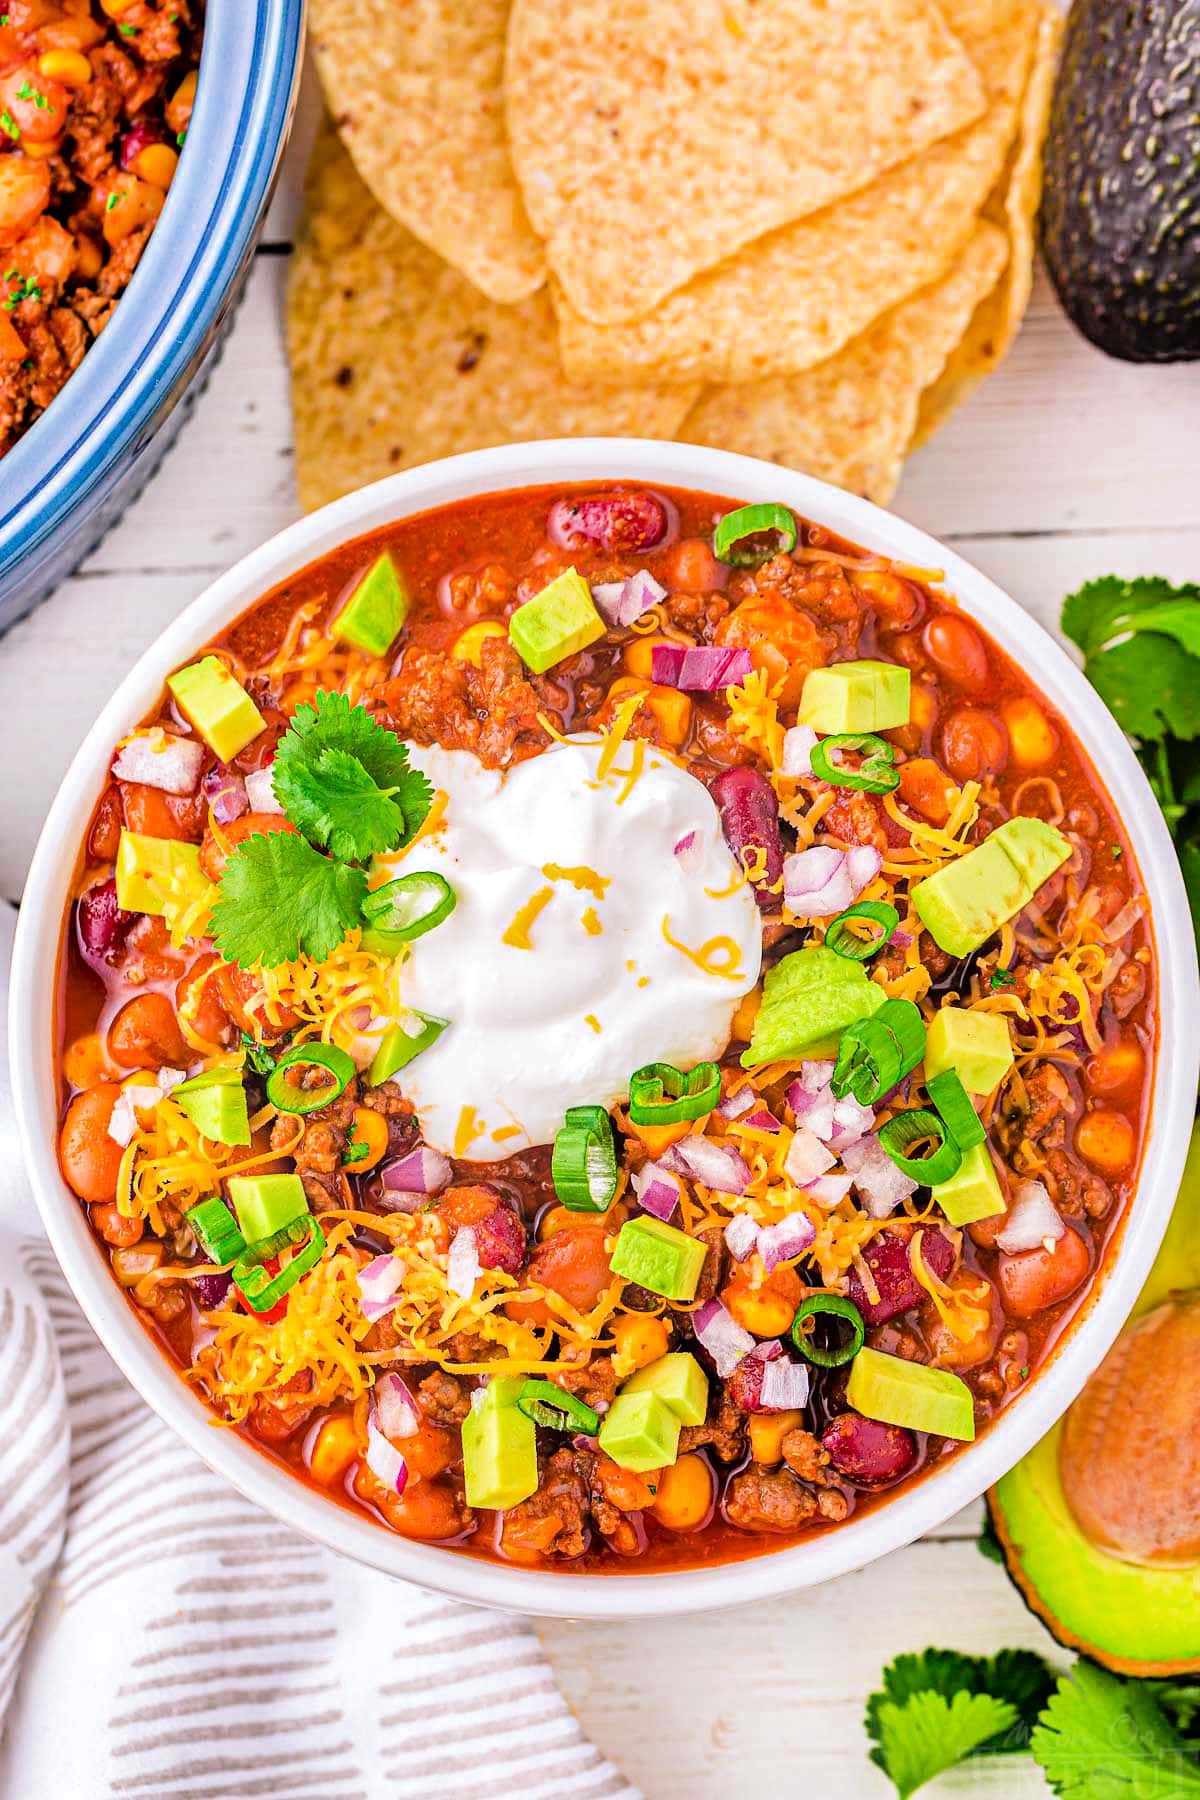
<box><xmin>502</xmin><ymin>884</ymin><xmax>555</xmax><ymax>949</ymax></box>
<box><xmin>660</xmin><ymin>915</ymin><xmax>747</xmax><ymax>982</ymax></box>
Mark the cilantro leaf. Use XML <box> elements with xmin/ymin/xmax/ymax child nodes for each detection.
<box><xmin>1062</xmin><ymin>577</ymin><xmax>1200</xmax><ymax>741</ymax></box>
<box><xmin>866</xmin><ymin>1646</ymin><xmax>1055</xmax><ymax>1765</ymax></box>
<box><xmin>209</xmin><ymin>830</ymin><xmax>368</xmax><ymax>968</ymax></box>
<box><xmin>871</xmin><ymin>1690</ymin><xmax>1018</xmax><ymax>1799</ymax></box>
<box><xmin>277</xmin><ymin>745</ymin><xmax>412</xmax><ymax>862</ymax></box>
<box><xmin>239</xmin><ymin>1029</ymin><xmax>280</xmax><ymax>1077</ymax></box>
<box><xmin>271</xmin><ymin>689</ymin><xmax>433</xmax><ymax>859</ymax></box>
<box><xmin>1031</xmin><ymin>1663</ymin><xmax>1200</xmax><ymax>1799</ymax></box>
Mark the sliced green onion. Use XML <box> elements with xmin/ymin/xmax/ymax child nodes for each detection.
<box><xmin>551</xmin><ymin>1105</ymin><xmax>618</xmax><ymax>1212</ymax></box>
<box><xmin>878</xmin><ymin>1108</ymin><xmax>962</xmax><ymax>1185</ymax></box>
<box><xmin>712</xmin><ymin>502</ymin><xmax>798</xmax><ymax>567</ymax></box>
<box><xmin>185</xmin><ymin>1196</ymin><xmax>246</xmax><ymax>1264</ymax></box>
<box><xmin>361</xmin><ymin>871</ymin><xmax>456</xmax><ymax>942</ymax></box>
<box><xmin>516</xmin><ymin>1379</ymin><xmax>600</xmax><ymax>1434</ymax></box>
<box><xmin>831</xmin><ymin>998</ymin><xmax>926</xmax><ymax>1105</ymax></box>
<box><xmin>825</xmin><ymin>901</ymin><xmax>900</xmax><ymax>963</ymax></box>
<box><xmin>927</xmin><ymin>1068</ymin><xmax>985</xmax><ymax>1150</ymax></box>
<box><xmin>809</xmin><ymin>732</ymin><xmax>899</xmax><ymax>794</ymax></box>
<box><xmin>265</xmin><ymin>1041</ymin><xmax>356</xmax><ymax>1115</ymax></box>
<box><xmin>628</xmin><ymin>1060</ymin><xmax>721</xmax><ymax>1126</ymax></box>
<box><xmin>790</xmin><ymin>1294</ymin><xmax>865</xmax><ymax>1368</ymax></box>
<box><xmin>233</xmin><ymin>1215</ymin><xmax>327</xmax><ymax>1313</ymax></box>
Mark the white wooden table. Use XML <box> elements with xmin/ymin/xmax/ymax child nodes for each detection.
<box><xmin>4</xmin><ymin>100</ymin><xmax>1200</xmax><ymax>1799</ymax></box>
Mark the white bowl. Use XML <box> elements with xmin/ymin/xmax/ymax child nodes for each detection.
<box><xmin>11</xmin><ymin>441</ymin><xmax>1199</xmax><ymax>1620</ymax></box>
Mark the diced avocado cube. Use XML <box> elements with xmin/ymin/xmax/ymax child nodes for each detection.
<box><xmin>597</xmin><ymin>1390</ymin><xmax>682</xmax><ymax>1473</ymax></box>
<box><xmin>476</xmin><ymin>1376</ymin><xmax>527</xmax><ymax>1413</ymax></box>
<box><xmin>336</xmin><ymin>552</ymin><xmax>410</xmax><ymax>657</ymax></box>
<box><xmin>167</xmin><ymin>655</ymin><xmax>265</xmax><ymax>762</ymax></box>
<box><xmin>609</xmin><ymin>1217</ymin><xmax>708</xmax><ymax>1302</ymax></box>
<box><xmin>508</xmin><ymin>567</ymin><xmax>605</xmax><ymax>674</ymax></box>
<box><xmin>461</xmin><ymin>1387</ymin><xmax>538</xmax><ymax>1509</ymax></box>
<box><xmin>115</xmin><ymin>831</ymin><xmax>213</xmax><ymax>935</ymax></box>
<box><xmin>912</xmin><ymin>818</ymin><xmax>1071</xmax><ymax>958</ymax></box>
<box><xmin>367</xmin><ymin>1012</ymin><xmax>449</xmax><ymax>1086</ymax></box>
<box><xmin>846</xmin><ymin>1344</ymin><xmax>975</xmax><ymax>1442</ymax></box>
<box><xmin>173</xmin><ymin>1067</ymin><xmax>251</xmax><ymax>1147</ymax></box>
<box><xmin>932</xmin><ymin>1142</ymin><xmax>1007</xmax><ymax>1227</ymax></box>
<box><xmin>227</xmin><ymin>1173</ymin><xmax>308</xmax><ymax>1243</ymax></box>
<box><xmin>742</xmin><ymin>944</ymin><xmax>885</xmax><ymax>1067</ymax></box>
<box><xmin>924</xmin><ymin>1006</ymin><xmax>1014</xmax><ymax>1095</ymax></box>
<box><xmin>621</xmin><ymin>1351</ymin><xmax>708</xmax><ymax>1426</ymax></box>
<box><xmin>797</xmin><ymin>659</ymin><xmax>911</xmax><ymax>734</ymax></box>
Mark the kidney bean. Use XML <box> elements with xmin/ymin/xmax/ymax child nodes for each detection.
<box><xmin>728</xmin><ymin>1350</ymin><xmax>772</xmax><ymax>1414</ymax></box>
<box><xmin>709</xmin><ymin>766</ymin><xmax>784</xmax><ymax>910</ymax></box>
<box><xmin>939</xmin><ymin>707</ymin><xmax>1009</xmax><ymax>783</ymax></box>
<box><xmin>474</xmin><ymin>1203</ymin><xmax>527</xmax><ymax>1276</ymax></box>
<box><xmin>822</xmin><ymin>1412</ymin><xmax>918</xmax><ymax>1486</ymax></box>
<box><xmin>77</xmin><ymin>877</ymin><xmax>133</xmax><ymax>960</ymax></box>
<box><xmin>547</xmin><ymin>491</ymin><xmax>669</xmax><ymax>555</ymax></box>
<box><xmin>193</xmin><ymin>1271</ymin><xmax>233</xmax><ymax>1309</ymax></box>
<box><xmin>846</xmin><ymin>1228</ymin><xmax>956</xmax><ymax>1327</ymax></box>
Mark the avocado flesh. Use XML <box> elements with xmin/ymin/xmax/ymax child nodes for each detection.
<box><xmin>1041</xmin><ymin>0</ymin><xmax>1200</xmax><ymax>362</ymax></box>
<box><xmin>989</xmin><ymin>1124</ymin><xmax>1200</xmax><ymax>1674</ymax></box>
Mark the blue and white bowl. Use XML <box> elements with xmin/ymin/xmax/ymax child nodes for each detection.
<box><xmin>0</xmin><ymin>0</ymin><xmax>305</xmax><ymax>635</ymax></box>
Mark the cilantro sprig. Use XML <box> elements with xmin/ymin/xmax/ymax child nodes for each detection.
<box><xmin>865</xmin><ymin>1644</ymin><xmax>1200</xmax><ymax>1799</ymax></box>
<box><xmin>209</xmin><ymin>692</ymin><xmax>431</xmax><ymax>968</ymax></box>
<box><xmin>1062</xmin><ymin>575</ymin><xmax>1200</xmax><ymax>954</ymax></box>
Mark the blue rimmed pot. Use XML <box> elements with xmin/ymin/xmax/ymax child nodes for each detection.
<box><xmin>0</xmin><ymin>0</ymin><xmax>305</xmax><ymax>636</ymax></box>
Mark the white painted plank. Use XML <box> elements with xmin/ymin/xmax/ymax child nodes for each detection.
<box><xmin>540</xmin><ymin>1537</ymin><xmax>1058</xmax><ymax>1799</ymax></box>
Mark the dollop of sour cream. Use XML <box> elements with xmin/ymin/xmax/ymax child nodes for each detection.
<box><xmin>373</xmin><ymin>738</ymin><xmax>763</xmax><ymax>1161</ymax></box>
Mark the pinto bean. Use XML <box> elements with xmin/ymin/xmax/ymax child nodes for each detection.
<box><xmin>60</xmin><ymin>1084</ymin><xmax>124</xmax><ymax>1203</ymax></box>
<box><xmin>107</xmin><ymin>992</ymin><xmax>188</xmax><ymax>1069</ymax></box>
<box><xmin>996</xmin><ymin>1226</ymin><xmax>1091</xmax><ymax>1319</ymax></box>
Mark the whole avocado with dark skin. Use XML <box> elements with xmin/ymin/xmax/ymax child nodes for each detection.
<box><xmin>1040</xmin><ymin>0</ymin><xmax>1200</xmax><ymax>362</ymax></box>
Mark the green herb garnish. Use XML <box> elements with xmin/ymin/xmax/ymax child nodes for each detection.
<box><xmin>341</xmin><ymin>1138</ymin><xmax>369</xmax><ymax>1166</ymax></box>
<box><xmin>1032</xmin><ymin>1663</ymin><xmax>1200</xmax><ymax>1797</ymax></box>
<box><xmin>1062</xmin><ymin>574</ymin><xmax>1200</xmax><ymax>955</ymax></box>
<box><xmin>106</xmin><ymin>192</ymin><xmax>121</xmax><ymax>212</ymax></box>
<box><xmin>990</xmin><ymin>967</ymin><xmax>1015</xmax><ymax>989</ymax></box>
<box><xmin>866</xmin><ymin>1648</ymin><xmax>1057</xmax><ymax>1797</ymax></box>
<box><xmin>210</xmin><ymin>691</ymin><xmax>431</xmax><ymax>968</ymax></box>
<box><xmin>271</xmin><ymin>689</ymin><xmax>432</xmax><ymax>862</ymax></box>
<box><xmin>3</xmin><ymin>274</ymin><xmax>41</xmax><ymax>312</ymax></box>
<box><xmin>16</xmin><ymin>79</ymin><xmax>52</xmax><ymax>112</ymax></box>
<box><xmin>239</xmin><ymin>1029</ymin><xmax>280</xmax><ymax>1078</ymax></box>
<box><xmin>0</xmin><ymin>110</ymin><xmax>18</xmax><ymax>141</ymax></box>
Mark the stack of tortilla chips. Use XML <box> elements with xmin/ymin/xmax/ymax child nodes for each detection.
<box><xmin>289</xmin><ymin>0</ymin><xmax>1062</xmax><ymax>513</ymax></box>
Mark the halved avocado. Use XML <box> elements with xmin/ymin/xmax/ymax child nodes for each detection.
<box><xmin>988</xmin><ymin>1123</ymin><xmax>1200</xmax><ymax>1675</ymax></box>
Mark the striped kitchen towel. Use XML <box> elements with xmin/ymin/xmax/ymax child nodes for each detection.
<box><xmin>0</xmin><ymin>905</ymin><xmax>638</xmax><ymax>1800</ymax></box>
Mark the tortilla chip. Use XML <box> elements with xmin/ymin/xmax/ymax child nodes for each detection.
<box><xmin>505</xmin><ymin>0</ymin><xmax>987</xmax><ymax>327</ymax></box>
<box><xmin>309</xmin><ymin>0</ymin><xmax>544</xmax><ymax>305</ymax></box>
<box><xmin>555</xmin><ymin>0</ymin><xmax>1039</xmax><ymax>387</ymax></box>
<box><xmin>286</xmin><ymin>131</ymin><xmax>699</xmax><ymax>514</ymax></box>
<box><xmin>911</xmin><ymin>2</ymin><xmax>1063</xmax><ymax>448</ymax></box>
<box><xmin>679</xmin><ymin>223</ymin><xmax>1008</xmax><ymax>506</ymax></box>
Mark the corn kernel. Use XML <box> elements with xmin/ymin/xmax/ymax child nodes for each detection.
<box><xmin>38</xmin><ymin>49</ymin><xmax>92</xmax><ymax>87</ymax></box>
<box><xmin>1001</xmin><ymin>695</ymin><xmax>1059</xmax><ymax>770</ymax></box>
<box><xmin>63</xmin><ymin>1032</ymin><xmax>113</xmax><ymax>1089</ymax></box>
<box><xmin>611</xmin><ymin>1312</ymin><xmax>669</xmax><ymax>1376</ymax></box>
<box><xmin>74</xmin><ymin>234</ymin><xmax>102</xmax><ymax>279</ymax></box>
<box><xmin>309</xmin><ymin>1415</ymin><xmax>361</xmax><ymax>1487</ymax></box>
<box><xmin>650</xmin><ymin>1454</ymin><xmax>713</xmax><ymax>1532</ymax></box>
<box><xmin>134</xmin><ymin>142</ymin><xmax>179</xmax><ymax>190</ymax></box>
<box><xmin>346</xmin><ymin>1106</ymin><xmax>389</xmax><ymax>1172</ymax></box>
<box><xmin>644</xmin><ymin>684</ymin><xmax>691</xmax><ymax>748</ymax></box>
<box><xmin>451</xmin><ymin>620</ymin><xmax>507</xmax><ymax>668</ymax></box>
<box><xmin>623</xmin><ymin>636</ymin><xmax>681</xmax><ymax>680</ymax></box>
<box><xmin>22</xmin><ymin>135</ymin><xmax>62</xmax><ymax>161</ymax></box>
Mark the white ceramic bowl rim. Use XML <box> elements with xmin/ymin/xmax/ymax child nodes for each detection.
<box><xmin>11</xmin><ymin>440</ymin><xmax>1199</xmax><ymax>1620</ymax></box>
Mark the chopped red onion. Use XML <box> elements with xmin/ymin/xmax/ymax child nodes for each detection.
<box><xmin>631</xmin><ymin>1160</ymin><xmax>682</xmax><ymax>1223</ymax></box>
<box><xmin>382</xmin><ymin>1145</ymin><xmax>451</xmax><ymax>1195</ymax></box>
<box><xmin>693</xmin><ymin>1297</ymin><xmax>756</xmax><ymax>1377</ymax></box>
<box><xmin>244</xmin><ymin>765</ymin><xmax>284</xmax><ymax>815</ymax></box>
<box><xmin>650</xmin><ymin>644</ymin><xmax>754</xmax><ymax>691</ymax></box>
<box><xmin>802</xmin><ymin>1173</ymin><xmax>855</xmax><ymax>1209</ymax></box>
<box><xmin>781</xmin><ymin>725</ymin><xmax>817</xmax><ymax>778</ymax></box>
<box><xmin>800</xmin><ymin>1059</ymin><xmax>837</xmax><ymax>1092</ymax></box>
<box><xmin>757</xmin><ymin>1211</ymin><xmax>816</xmax><ymax>1273</ymax></box>
<box><xmin>717</xmin><ymin>1085</ymin><xmax>756</xmax><ymax>1121</ymax></box>
<box><xmin>373</xmin><ymin>1188</ymin><xmax>426</xmax><ymax>1214</ymax></box>
<box><xmin>447</xmin><ymin>1226</ymin><xmax>481</xmax><ymax>1298</ymax></box>
<box><xmin>673</xmin><ymin>828</ymin><xmax>705</xmax><ymax>876</ymax></box>
<box><xmin>356</xmin><ymin>1253</ymin><xmax>404</xmax><ymax>1322</ymax></box>
<box><xmin>660</xmin><ymin>1135</ymin><xmax>750</xmax><ymax>1195</ymax></box>
<box><xmin>826</xmin><ymin>1094</ymin><xmax>877</xmax><ymax>1153</ymax></box>
<box><xmin>783</xmin><ymin>1124</ymin><xmax>836</xmax><ymax>1185</ymax></box>
<box><xmin>107</xmin><ymin>1081</ymin><xmax>161</xmax><ymax>1147</ymax></box>
<box><xmin>759</xmin><ymin>1356</ymin><xmax>811</xmax><ymax>1412</ymax></box>
<box><xmin>892</xmin><ymin>929</ymin><xmax>914</xmax><ymax>949</ymax></box>
<box><xmin>374</xmin><ymin>1371</ymin><xmax>420</xmax><ymax>1439</ymax></box>
<box><xmin>113</xmin><ymin>729</ymin><xmax>205</xmax><ymax>795</ymax></box>
<box><xmin>996</xmin><ymin>1179</ymin><xmax>1063</xmax><ymax>1254</ymax></box>
<box><xmin>783</xmin><ymin>844</ymin><xmax>883</xmax><ymax>918</ymax></box>
<box><xmin>741</xmin><ymin>1107</ymin><xmax>781</xmax><ymax>1133</ymax></box>
<box><xmin>202</xmin><ymin>763</ymin><xmax>249</xmax><ymax>823</ymax></box>
<box><xmin>365</xmin><ymin>1421</ymin><xmax>408</xmax><ymax>1495</ymax></box>
<box><xmin>724</xmin><ymin>1214</ymin><xmax>760</xmax><ymax>1262</ymax></box>
<box><xmin>786</xmin><ymin>1080</ymin><xmax>838</xmax><ymax>1143</ymax></box>
<box><xmin>842</xmin><ymin>1134</ymin><xmax>918</xmax><ymax>1218</ymax></box>
<box><xmin>591</xmin><ymin>568</ymin><xmax>667</xmax><ymax>628</ymax></box>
